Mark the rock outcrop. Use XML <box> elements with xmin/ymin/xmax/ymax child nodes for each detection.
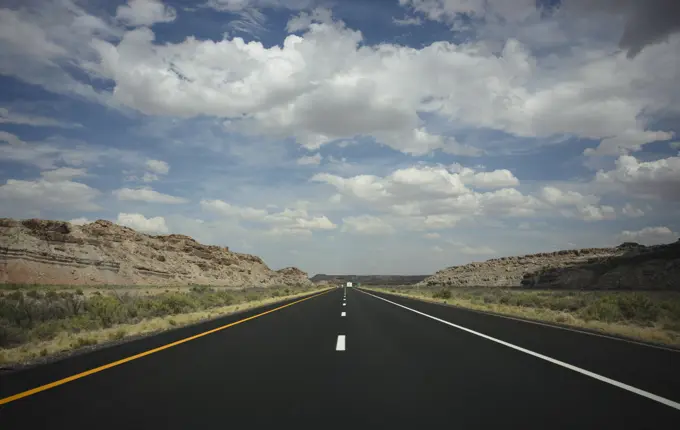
<box><xmin>0</xmin><ymin>218</ymin><xmax>312</xmax><ymax>287</ymax></box>
<box><xmin>419</xmin><ymin>240</ymin><xmax>680</xmax><ymax>290</ymax></box>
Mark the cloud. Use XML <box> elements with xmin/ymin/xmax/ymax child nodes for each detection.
<box><xmin>225</xmin><ymin>7</ymin><xmax>268</xmax><ymax>37</ymax></box>
<box><xmin>116</xmin><ymin>212</ymin><xmax>169</xmax><ymax>233</ymax></box>
<box><xmin>621</xmin><ymin>203</ymin><xmax>645</xmax><ymax>218</ymax></box>
<box><xmin>313</xmin><ymin>164</ymin><xmax>542</xmax><ymax>224</ymax></box>
<box><xmin>286</xmin><ymin>7</ymin><xmax>334</xmax><ymax>33</ymax></box>
<box><xmin>96</xmin><ymin>20</ymin><xmax>672</xmax><ymax>157</ymax></box>
<box><xmin>0</xmin><ymin>2</ymin><xmax>648</xmax><ymax>159</ymax></box>
<box><xmin>539</xmin><ymin>186</ymin><xmax>615</xmax><ymax>221</ymax></box>
<box><xmin>39</xmin><ymin>167</ymin><xmax>88</xmax><ymax>182</ymax></box>
<box><xmin>393</xmin><ymin>16</ymin><xmax>423</xmax><ymax>26</ymax></box>
<box><xmin>207</xmin><ymin>0</ymin><xmax>315</xmax><ymax>13</ymax></box>
<box><xmin>595</xmin><ymin>154</ymin><xmax>680</xmax><ymax>200</ymax></box>
<box><xmin>460</xmin><ymin>245</ymin><xmax>496</xmax><ymax>255</ymax></box>
<box><xmin>297</xmin><ymin>153</ymin><xmax>322</xmax><ymax>165</ymax></box>
<box><xmin>142</xmin><ymin>172</ymin><xmax>159</xmax><ymax>182</ymax></box>
<box><xmin>618</xmin><ymin>226</ymin><xmax>678</xmax><ymax>245</ymax></box>
<box><xmin>540</xmin><ymin>186</ymin><xmax>599</xmax><ymax>207</ymax></box>
<box><xmin>0</xmin><ymin>175</ymin><xmax>101</xmax><ymax>214</ymax></box>
<box><xmin>341</xmin><ymin>215</ymin><xmax>395</xmax><ymax>235</ymax></box>
<box><xmin>114</xmin><ymin>187</ymin><xmax>188</xmax><ymax>204</ymax></box>
<box><xmin>563</xmin><ymin>0</ymin><xmax>680</xmax><ymax>58</ymax></box>
<box><xmin>201</xmin><ymin>199</ymin><xmax>337</xmax><ymax>235</ymax></box>
<box><xmin>69</xmin><ymin>217</ymin><xmax>92</xmax><ymax>225</ymax></box>
<box><xmin>442</xmin><ymin>238</ymin><xmax>496</xmax><ymax>255</ymax></box>
<box><xmin>583</xmin><ymin>130</ymin><xmax>675</xmax><ymax>157</ymax></box>
<box><xmin>423</xmin><ymin>232</ymin><xmax>440</xmax><ymax>239</ymax></box>
<box><xmin>0</xmin><ymin>131</ymin><xmax>141</xmax><ymax>170</ymax></box>
<box><xmin>1</xmin><ymin>0</ymin><xmax>677</xmax><ymax>161</ymax></box>
<box><xmin>575</xmin><ymin>204</ymin><xmax>616</xmax><ymax>222</ymax></box>
<box><xmin>402</xmin><ymin>0</ymin><xmax>680</xmax><ymax>59</ymax></box>
<box><xmin>116</xmin><ymin>0</ymin><xmax>177</xmax><ymax>27</ymax></box>
<box><xmin>201</xmin><ymin>199</ymin><xmax>268</xmax><ymax>220</ymax></box>
<box><xmin>145</xmin><ymin>159</ymin><xmax>170</xmax><ymax>175</ymax></box>
<box><xmin>422</xmin><ymin>214</ymin><xmax>462</xmax><ymax>229</ymax></box>
<box><xmin>0</xmin><ymin>1</ymin><xmax>119</xmax><ymax>103</ymax></box>
<box><xmin>0</xmin><ymin>107</ymin><xmax>82</xmax><ymax>128</ymax></box>
<box><xmin>457</xmin><ymin>167</ymin><xmax>520</xmax><ymax>189</ymax></box>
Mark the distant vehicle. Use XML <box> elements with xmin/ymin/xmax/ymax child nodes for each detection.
<box><xmin>347</xmin><ymin>282</ymin><xmax>353</xmax><ymax>287</ymax></box>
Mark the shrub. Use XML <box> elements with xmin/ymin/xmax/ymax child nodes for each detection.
<box><xmin>109</xmin><ymin>329</ymin><xmax>127</xmax><ymax>341</ymax></box>
<box><xmin>32</xmin><ymin>321</ymin><xmax>61</xmax><ymax>341</ymax></box>
<box><xmin>616</xmin><ymin>294</ymin><xmax>659</xmax><ymax>323</ymax></box>
<box><xmin>190</xmin><ymin>285</ymin><xmax>212</xmax><ymax>294</ymax></box>
<box><xmin>72</xmin><ymin>337</ymin><xmax>97</xmax><ymax>348</ymax></box>
<box><xmin>26</xmin><ymin>290</ymin><xmax>42</xmax><ymax>299</ymax></box>
<box><xmin>159</xmin><ymin>293</ymin><xmax>197</xmax><ymax>314</ymax></box>
<box><xmin>433</xmin><ymin>289</ymin><xmax>452</xmax><ymax>299</ymax></box>
<box><xmin>85</xmin><ymin>296</ymin><xmax>127</xmax><ymax>328</ymax></box>
<box><xmin>0</xmin><ymin>322</ymin><xmax>27</xmax><ymax>347</ymax></box>
<box><xmin>580</xmin><ymin>299</ymin><xmax>623</xmax><ymax>323</ymax></box>
<box><xmin>245</xmin><ymin>294</ymin><xmax>261</xmax><ymax>302</ymax></box>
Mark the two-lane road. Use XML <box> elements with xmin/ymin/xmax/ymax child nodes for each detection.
<box><xmin>1</xmin><ymin>287</ymin><xmax>679</xmax><ymax>428</ymax></box>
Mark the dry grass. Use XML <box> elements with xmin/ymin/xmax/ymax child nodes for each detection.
<box><xmin>0</xmin><ymin>286</ymin><xmax>328</xmax><ymax>365</ymax></box>
<box><xmin>366</xmin><ymin>286</ymin><xmax>680</xmax><ymax>348</ymax></box>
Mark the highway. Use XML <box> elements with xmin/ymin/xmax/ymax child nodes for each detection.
<box><xmin>1</xmin><ymin>287</ymin><xmax>679</xmax><ymax>428</ymax></box>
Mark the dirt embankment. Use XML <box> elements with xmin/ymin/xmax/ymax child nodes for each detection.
<box><xmin>420</xmin><ymin>241</ymin><xmax>680</xmax><ymax>290</ymax></box>
<box><xmin>0</xmin><ymin>218</ymin><xmax>312</xmax><ymax>287</ymax></box>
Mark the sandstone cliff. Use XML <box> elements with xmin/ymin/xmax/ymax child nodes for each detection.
<box><xmin>419</xmin><ymin>240</ymin><xmax>680</xmax><ymax>289</ymax></box>
<box><xmin>0</xmin><ymin>218</ymin><xmax>312</xmax><ymax>287</ymax></box>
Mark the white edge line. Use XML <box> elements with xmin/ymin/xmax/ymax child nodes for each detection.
<box><xmin>336</xmin><ymin>335</ymin><xmax>346</xmax><ymax>351</ymax></box>
<box><xmin>363</xmin><ymin>289</ymin><xmax>680</xmax><ymax>353</ymax></box>
<box><xmin>356</xmin><ymin>289</ymin><xmax>680</xmax><ymax>411</ymax></box>
<box><xmin>341</xmin><ymin>311</ymin><xmax>346</xmax><ymax>317</ymax></box>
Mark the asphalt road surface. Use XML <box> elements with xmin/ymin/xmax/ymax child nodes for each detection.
<box><xmin>1</xmin><ymin>287</ymin><xmax>679</xmax><ymax>428</ymax></box>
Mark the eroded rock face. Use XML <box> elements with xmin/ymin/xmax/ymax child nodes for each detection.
<box><xmin>420</xmin><ymin>241</ymin><xmax>680</xmax><ymax>289</ymax></box>
<box><xmin>0</xmin><ymin>218</ymin><xmax>312</xmax><ymax>287</ymax></box>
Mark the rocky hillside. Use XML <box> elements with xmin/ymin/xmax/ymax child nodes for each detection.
<box><xmin>311</xmin><ymin>274</ymin><xmax>428</xmax><ymax>285</ymax></box>
<box><xmin>420</xmin><ymin>240</ymin><xmax>680</xmax><ymax>290</ymax></box>
<box><xmin>0</xmin><ymin>218</ymin><xmax>312</xmax><ymax>287</ymax></box>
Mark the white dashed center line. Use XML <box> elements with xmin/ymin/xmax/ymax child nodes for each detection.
<box><xmin>336</xmin><ymin>335</ymin><xmax>346</xmax><ymax>351</ymax></box>
<box><xmin>341</xmin><ymin>311</ymin><xmax>346</xmax><ymax>317</ymax></box>
<box><xmin>343</xmin><ymin>303</ymin><xmax>346</xmax><ymax>306</ymax></box>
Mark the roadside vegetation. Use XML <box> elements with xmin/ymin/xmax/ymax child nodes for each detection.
<box><xmin>365</xmin><ymin>286</ymin><xmax>680</xmax><ymax>347</ymax></box>
<box><xmin>0</xmin><ymin>284</ymin><xmax>325</xmax><ymax>365</ymax></box>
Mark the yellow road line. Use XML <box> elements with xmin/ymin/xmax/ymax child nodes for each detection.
<box><xmin>0</xmin><ymin>289</ymin><xmax>332</xmax><ymax>406</ymax></box>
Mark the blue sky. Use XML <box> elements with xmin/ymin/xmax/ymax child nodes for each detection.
<box><xmin>1</xmin><ymin>0</ymin><xmax>679</xmax><ymax>275</ymax></box>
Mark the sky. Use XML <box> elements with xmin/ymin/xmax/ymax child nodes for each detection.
<box><xmin>1</xmin><ymin>0</ymin><xmax>679</xmax><ymax>276</ymax></box>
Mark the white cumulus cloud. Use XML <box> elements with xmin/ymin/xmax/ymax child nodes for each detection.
<box><xmin>69</xmin><ymin>217</ymin><xmax>92</xmax><ymax>225</ymax></box>
<box><xmin>297</xmin><ymin>153</ymin><xmax>322</xmax><ymax>165</ymax></box>
<box><xmin>618</xmin><ymin>226</ymin><xmax>677</xmax><ymax>245</ymax></box>
<box><xmin>595</xmin><ymin>154</ymin><xmax>680</xmax><ymax>201</ymax></box>
<box><xmin>114</xmin><ymin>187</ymin><xmax>188</xmax><ymax>204</ymax></box>
<box><xmin>116</xmin><ymin>0</ymin><xmax>177</xmax><ymax>27</ymax></box>
<box><xmin>145</xmin><ymin>159</ymin><xmax>170</xmax><ymax>175</ymax></box>
<box><xmin>116</xmin><ymin>212</ymin><xmax>169</xmax><ymax>233</ymax></box>
<box><xmin>341</xmin><ymin>215</ymin><xmax>394</xmax><ymax>235</ymax></box>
